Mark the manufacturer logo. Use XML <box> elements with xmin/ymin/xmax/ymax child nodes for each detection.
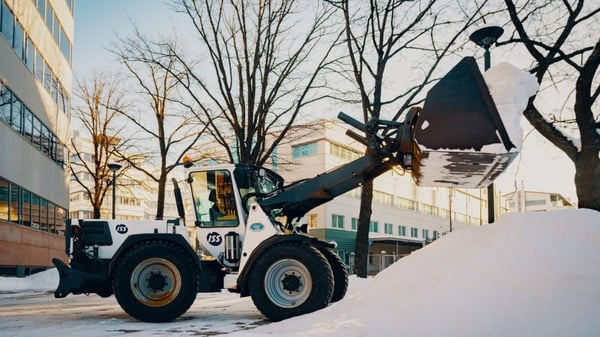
<box><xmin>249</xmin><ymin>223</ymin><xmax>264</xmax><ymax>232</ymax></box>
<box><xmin>115</xmin><ymin>224</ymin><xmax>128</xmax><ymax>234</ymax></box>
<box><xmin>206</xmin><ymin>232</ymin><xmax>222</xmax><ymax>246</ymax></box>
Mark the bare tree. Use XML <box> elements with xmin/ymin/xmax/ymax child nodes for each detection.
<box><xmin>70</xmin><ymin>73</ymin><xmax>130</xmax><ymax>219</ymax></box>
<box><xmin>329</xmin><ymin>0</ymin><xmax>493</xmax><ymax>277</ymax></box>
<box><xmin>502</xmin><ymin>0</ymin><xmax>600</xmax><ymax>210</ymax></box>
<box><xmin>152</xmin><ymin>0</ymin><xmax>343</xmax><ymax>166</ymax></box>
<box><xmin>112</xmin><ymin>34</ymin><xmax>208</xmax><ymax>220</ymax></box>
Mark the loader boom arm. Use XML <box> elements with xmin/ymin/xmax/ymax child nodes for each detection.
<box><xmin>259</xmin><ymin>111</ymin><xmax>417</xmax><ymax>221</ymax></box>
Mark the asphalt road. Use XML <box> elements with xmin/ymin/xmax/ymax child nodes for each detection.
<box><xmin>0</xmin><ymin>289</ymin><xmax>267</xmax><ymax>337</ymax></box>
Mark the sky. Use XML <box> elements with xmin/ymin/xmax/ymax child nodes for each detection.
<box><xmin>72</xmin><ymin>1</ymin><xmax>580</xmax><ymax>202</ymax></box>
<box><xmin>1</xmin><ymin>208</ymin><xmax>599</xmax><ymax>336</ymax></box>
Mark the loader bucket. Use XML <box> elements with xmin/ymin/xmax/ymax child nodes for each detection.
<box><xmin>412</xmin><ymin>57</ymin><xmax>518</xmax><ymax>189</ymax></box>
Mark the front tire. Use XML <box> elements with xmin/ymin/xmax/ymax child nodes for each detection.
<box><xmin>249</xmin><ymin>242</ymin><xmax>333</xmax><ymax>321</ymax></box>
<box><xmin>113</xmin><ymin>241</ymin><xmax>198</xmax><ymax>322</ymax></box>
<box><xmin>319</xmin><ymin>248</ymin><xmax>348</xmax><ymax>302</ymax></box>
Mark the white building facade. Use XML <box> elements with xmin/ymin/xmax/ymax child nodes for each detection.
<box><xmin>0</xmin><ymin>0</ymin><xmax>73</xmax><ymax>275</ymax></box>
<box><xmin>503</xmin><ymin>188</ymin><xmax>574</xmax><ymax>213</ymax></box>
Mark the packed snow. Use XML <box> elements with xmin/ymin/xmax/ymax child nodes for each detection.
<box><xmin>483</xmin><ymin>62</ymin><xmax>539</xmax><ymax>152</ymax></box>
<box><xmin>1</xmin><ymin>209</ymin><xmax>598</xmax><ymax>337</ymax></box>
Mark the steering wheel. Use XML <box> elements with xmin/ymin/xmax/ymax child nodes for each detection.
<box><xmin>242</xmin><ymin>192</ymin><xmax>272</xmax><ymax>213</ymax></box>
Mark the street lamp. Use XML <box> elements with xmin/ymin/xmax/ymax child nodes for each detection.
<box><xmin>469</xmin><ymin>25</ymin><xmax>504</xmax><ymax>224</ymax></box>
<box><xmin>108</xmin><ymin>163</ymin><xmax>122</xmax><ymax>219</ymax></box>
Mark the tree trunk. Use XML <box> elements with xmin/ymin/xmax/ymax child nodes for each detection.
<box><xmin>574</xmin><ymin>147</ymin><xmax>600</xmax><ymax>210</ymax></box>
<box><xmin>354</xmin><ymin>180</ymin><xmax>373</xmax><ymax>278</ymax></box>
<box><xmin>93</xmin><ymin>206</ymin><xmax>101</xmax><ymax>219</ymax></box>
<box><xmin>155</xmin><ymin>172</ymin><xmax>167</xmax><ymax>220</ymax></box>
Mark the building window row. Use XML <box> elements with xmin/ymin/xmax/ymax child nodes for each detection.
<box><xmin>331</xmin><ymin>214</ymin><xmax>344</xmax><ymax>229</ymax></box>
<box><xmin>369</xmin><ymin>221</ymin><xmax>378</xmax><ymax>233</ymax></box>
<box><xmin>0</xmin><ymin>84</ymin><xmax>67</xmax><ymax>168</ymax></box>
<box><xmin>32</xmin><ymin>0</ymin><xmax>72</xmax><ymax>64</ymax></box>
<box><xmin>0</xmin><ymin>176</ymin><xmax>67</xmax><ymax>235</ymax></box>
<box><xmin>292</xmin><ymin>142</ymin><xmax>317</xmax><ymax>159</ymax></box>
<box><xmin>1</xmin><ymin>0</ymin><xmax>72</xmax><ymax>115</ymax></box>
<box><xmin>330</xmin><ymin>142</ymin><xmax>361</xmax><ymax>161</ymax></box>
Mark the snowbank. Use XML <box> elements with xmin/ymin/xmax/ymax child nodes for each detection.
<box><xmin>0</xmin><ymin>268</ymin><xmax>58</xmax><ymax>292</ymax></box>
<box><xmin>229</xmin><ymin>209</ymin><xmax>600</xmax><ymax>337</ymax></box>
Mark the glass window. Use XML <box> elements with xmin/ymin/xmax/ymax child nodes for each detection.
<box><xmin>51</xmin><ymin>75</ymin><xmax>58</xmax><ymax>101</ymax></box>
<box><xmin>30</xmin><ymin>193</ymin><xmax>40</xmax><ymax>229</ymax></box>
<box><xmin>189</xmin><ymin>170</ymin><xmax>239</xmax><ymax>227</ymax></box>
<box><xmin>45</xmin><ymin>2</ymin><xmax>52</xmax><ymax>32</ymax></box>
<box><xmin>0</xmin><ymin>179</ymin><xmax>8</xmax><ymax>221</ymax></box>
<box><xmin>41</xmin><ymin>124</ymin><xmax>50</xmax><ymax>155</ymax></box>
<box><xmin>1</xmin><ymin>1</ymin><xmax>14</xmax><ymax>46</ymax></box>
<box><xmin>410</xmin><ymin>227</ymin><xmax>418</xmax><ymax>238</ymax></box>
<box><xmin>11</xmin><ymin>98</ymin><xmax>21</xmax><ymax>133</ymax></box>
<box><xmin>33</xmin><ymin>116</ymin><xmax>42</xmax><ymax>149</ymax></box>
<box><xmin>351</xmin><ymin>217</ymin><xmax>358</xmax><ymax>231</ymax></box>
<box><xmin>25</xmin><ymin>36</ymin><xmax>34</xmax><ymax>71</ymax></box>
<box><xmin>13</xmin><ymin>20</ymin><xmax>24</xmax><ymax>58</ymax></box>
<box><xmin>22</xmin><ymin>189</ymin><xmax>31</xmax><ymax>226</ymax></box>
<box><xmin>65</xmin><ymin>0</ymin><xmax>74</xmax><ymax>13</ymax></box>
<box><xmin>23</xmin><ymin>108</ymin><xmax>33</xmax><ymax>142</ymax></box>
<box><xmin>35</xmin><ymin>51</ymin><xmax>43</xmax><ymax>81</ymax></box>
<box><xmin>332</xmin><ymin>214</ymin><xmax>344</xmax><ymax>229</ymax></box>
<box><xmin>47</xmin><ymin>202</ymin><xmax>55</xmax><ymax>233</ymax></box>
<box><xmin>55</xmin><ymin>140</ymin><xmax>65</xmax><ymax>167</ymax></box>
<box><xmin>292</xmin><ymin>142</ymin><xmax>318</xmax><ymax>159</ymax></box>
<box><xmin>52</xmin><ymin>13</ymin><xmax>59</xmax><ymax>42</ymax></box>
<box><xmin>384</xmin><ymin>223</ymin><xmax>393</xmax><ymax>234</ymax></box>
<box><xmin>37</xmin><ymin>0</ymin><xmax>46</xmax><ymax>18</ymax></box>
<box><xmin>59</xmin><ymin>26</ymin><xmax>71</xmax><ymax>63</ymax></box>
<box><xmin>10</xmin><ymin>183</ymin><xmax>20</xmax><ymax>224</ymax></box>
<box><xmin>40</xmin><ymin>199</ymin><xmax>48</xmax><ymax>231</ymax></box>
<box><xmin>0</xmin><ymin>86</ymin><xmax>11</xmax><ymax>125</ymax></box>
<box><xmin>399</xmin><ymin>225</ymin><xmax>407</xmax><ymax>236</ymax></box>
<box><xmin>43</xmin><ymin>60</ymin><xmax>51</xmax><ymax>91</ymax></box>
<box><xmin>56</xmin><ymin>206</ymin><xmax>66</xmax><ymax>235</ymax></box>
<box><xmin>369</xmin><ymin>221</ymin><xmax>378</xmax><ymax>233</ymax></box>
<box><xmin>422</xmin><ymin>229</ymin><xmax>429</xmax><ymax>240</ymax></box>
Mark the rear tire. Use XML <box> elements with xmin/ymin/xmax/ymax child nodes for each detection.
<box><xmin>113</xmin><ymin>241</ymin><xmax>198</xmax><ymax>322</ymax></box>
<box><xmin>319</xmin><ymin>248</ymin><xmax>348</xmax><ymax>302</ymax></box>
<box><xmin>249</xmin><ymin>242</ymin><xmax>333</xmax><ymax>321</ymax></box>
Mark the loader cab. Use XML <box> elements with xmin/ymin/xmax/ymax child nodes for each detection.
<box><xmin>187</xmin><ymin>164</ymin><xmax>284</xmax><ymax>227</ymax></box>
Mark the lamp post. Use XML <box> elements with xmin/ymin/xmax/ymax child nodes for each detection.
<box><xmin>469</xmin><ymin>25</ymin><xmax>504</xmax><ymax>224</ymax></box>
<box><xmin>108</xmin><ymin>163</ymin><xmax>122</xmax><ymax>219</ymax></box>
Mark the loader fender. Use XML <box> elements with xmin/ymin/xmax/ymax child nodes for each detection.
<box><xmin>108</xmin><ymin>234</ymin><xmax>201</xmax><ymax>276</ymax></box>
<box><xmin>237</xmin><ymin>234</ymin><xmax>334</xmax><ymax>296</ymax></box>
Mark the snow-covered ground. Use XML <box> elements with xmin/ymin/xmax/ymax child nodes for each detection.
<box><xmin>1</xmin><ymin>209</ymin><xmax>599</xmax><ymax>337</ymax></box>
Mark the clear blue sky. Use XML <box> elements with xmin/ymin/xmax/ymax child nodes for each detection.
<box><xmin>73</xmin><ymin>0</ymin><xmax>177</xmax><ymax>77</ymax></box>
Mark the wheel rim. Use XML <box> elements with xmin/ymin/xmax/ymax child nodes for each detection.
<box><xmin>130</xmin><ymin>258</ymin><xmax>181</xmax><ymax>307</ymax></box>
<box><xmin>264</xmin><ymin>259</ymin><xmax>312</xmax><ymax>308</ymax></box>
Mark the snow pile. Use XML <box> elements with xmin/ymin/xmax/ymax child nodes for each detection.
<box><xmin>0</xmin><ymin>210</ymin><xmax>598</xmax><ymax>337</ymax></box>
<box><xmin>0</xmin><ymin>268</ymin><xmax>58</xmax><ymax>292</ymax></box>
<box><xmin>483</xmin><ymin>63</ymin><xmax>539</xmax><ymax>151</ymax></box>
<box><xmin>229</xmin><ymin>209</ymin><xmax>600</xmax><ymax>337</ymax></box>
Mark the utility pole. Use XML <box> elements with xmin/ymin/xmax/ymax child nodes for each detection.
<box><xmin>469</xmin><ymin>26</ymin><xmax>504</xmax><ymax>224</ymax></box>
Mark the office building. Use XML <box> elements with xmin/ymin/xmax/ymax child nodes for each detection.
<box><xmin>0</xmin><ymin>0</ymin><xmax>73</xmax><ymax>275</ymax></box>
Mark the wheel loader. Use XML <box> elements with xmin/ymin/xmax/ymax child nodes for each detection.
<box><xmin>52</xmin><ymin>57</ymin><xmax>529</xmax><ymax>322</ymax></box>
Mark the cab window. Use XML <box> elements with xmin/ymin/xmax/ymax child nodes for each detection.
<box><xmin>189</xmin><ymin>170</ymin><xmax>238</xmax><ymax>227</ymax></box>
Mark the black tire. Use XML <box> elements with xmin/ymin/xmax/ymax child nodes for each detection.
<box><xmin>248</xmin><ymin>242</ymin><xmax>334</xmax><ymax>321</ymax></box>
<box><xmin>319</xmin><ymin>248</ymin><xmax>348</xmax><ymax>302</ymax></box>
<box><xmin>113</xmin><ymin>241</ymin><xmax>198</xmax><ymax>322</ymax></box>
